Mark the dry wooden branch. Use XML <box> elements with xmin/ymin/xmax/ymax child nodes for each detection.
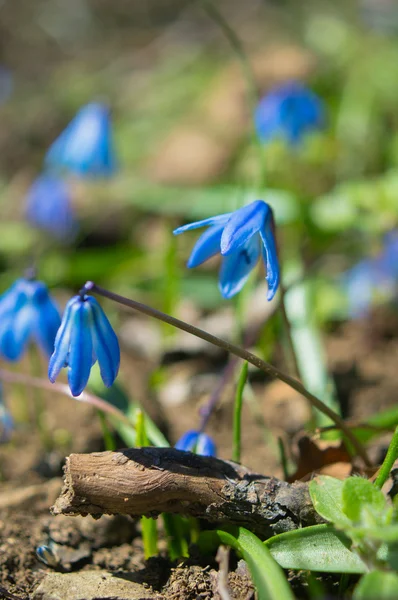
<box><xmin>52</xmin><ymin>448</ymin><xmax>320</xmax><ymax>538</ymax></box>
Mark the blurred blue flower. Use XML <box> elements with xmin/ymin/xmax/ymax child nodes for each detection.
<box><xmin>254</xmin><ymin>81</ymin><xmax>324</xmax><ymax>146</ymax></box>
<box><xmin>343</xmin><ymin>231</ymin><xmax>398</xmax><ymax>318</ymax></box>
<box><xmin>175</xmin><ymin>430</ymin><xmax>216</xmax><ymax>457</ymax></box>
<box><xmin>25</xmin><ymin>174</ymin><xmax>78</xmax><ymax>241</ymax></box>
<box><xmin>0</xmin><ymin>384</ymin><xmax>13</xmax><ymax>443</ymax></box>
<box><xmin>173</xmin><ymin>200</ymin><xmax>279</xmax><ymax>300</ymax></box>
<box><xmin>45</xmin><ymin>103</ymin><xmax>117</xmax><ymax>178</ymax></box>
<box><xmin>48</xmin><ymin>294</ymin><xmax>120</xmax><ymax>397</ymax></box>
<box><xmin>0</xmin><ymin>278</ymin><xmax>61</xmax><ymax>361</ymax></box>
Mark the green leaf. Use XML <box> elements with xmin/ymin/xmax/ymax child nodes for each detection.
<box><xmin>354</xmin><ymin>571</ymin><xmax>398</xmax><ymax>599</ymax></box>
<box><xmin>89</xmin><ymin>371</ymin><xmax>169</xmax><ymax>448</ymax></box>
<box><xmin>309</xmin><ymin>476</ymin><xmax>350</xmax><ymax>527</ymax></box>
<box><xmin>362</xmin><ymin>525</ymin><xmax>398</xmax><ymax>543</ymax></box>
<box><xmin>198</xmin><ymin>527</ymin><xmax>294</xmax><ymax>600</ymax></box>
<box><xmin>354</xmin><ymin>405</ymin><xmax>398</xmax><ymax>444</ymax></box>
<box><xmin>162</xmin><ymin>513</ymin><xmax>189</xmax><ymax>560</ymax></box>
<box><xmin>265</xmin><ymin>525</ymin><xmax>367</xmax><ymax>574</ymax></box>
<box><xmin>342</xmin><ymin>477</ymin><xmax>387</xmax><ymax>523</ymax></box>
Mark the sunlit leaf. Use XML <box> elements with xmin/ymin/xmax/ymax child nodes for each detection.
<box><xmin>265</xmin><ymin>524</ymin><xmax>367</xmax><ymax>574</ymax></box>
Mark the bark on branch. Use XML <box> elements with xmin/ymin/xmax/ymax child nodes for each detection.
<box><xmin>52</xmin><ymin>448</ymin><xmax>320</xmax><ymax>538</ymax></box>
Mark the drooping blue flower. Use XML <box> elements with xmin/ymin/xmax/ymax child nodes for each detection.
<box><xmin>45</xmin><ymin>103</ymin><xmax>117</xmax><ymax>178</ymax></box>
<box><xmin>25</xmin><ymin>174</ymin><xmax>78</xmax><ymax>241</ymax></box>
<box><xmin>342</xmin><ymin>231</ymin><xmax>398</xmax><ymax>318</ymax></box>
<box><xmin>0</xmin><ymin>278</ymin><xmax>61</xmax><ymax>361</ymax></box>
<box><xmin>175</xmin><ymin>430</ymin><xmax>216</xmax><ymax>457</ymax></box>
<box><xmin>173</xmin><ymin>200</ymin><xmax>279</xmax><ymax>300</ymax></box>
<box><xmin>48</xmin><ymin>294</ymin><xmax>120</xmax><ymax>397</ymax></box>
<box><xmin>254</xmin><ymin>81</ymin><xmax>324</xmax><ymax>146</ymax></box>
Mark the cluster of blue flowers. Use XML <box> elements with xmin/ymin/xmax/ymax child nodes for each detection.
<box><xmin>25</xmin><ymin>102</ymin><xmax>117</xmax><ymax>242</ymax></box>
<box><xmin>1</xmin><ymin>79</ymin><xmax>325</xmax><ymax>447</ymax></box>
<box><xmin>0</xmin><ymin>276</ymin><xmax>120</xmax><ymax>398</ymax></box>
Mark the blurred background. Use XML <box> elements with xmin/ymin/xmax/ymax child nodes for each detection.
<box><xmin>3</xmin><ymin>0</ymin><xmax>398</xmax><ymax>594</ymax></box>
<box><xmin>1</xmin><ymin>0</ymin><xmax>398</xmax><ymax>477</ymax></box>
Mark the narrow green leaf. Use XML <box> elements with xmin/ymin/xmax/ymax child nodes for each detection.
<box><xmin>342</xmin><ymin>478</ymin><xmax>387</xmax><ymax>523</ymax></box>
<box><xmin>136</xmin><ymin>412</ymin><xmax>158</xmax><ymax>559</ymax></box>
<box><xmin>354</xmin><ymin>405</ymin><xmax>398</xmax><ymax>444</ymax></box>
<box><xmin>162</xmin><ymin>513</ymin><xmax>189</xmax><ymax>560</ymax></box>
<box><xmin>198</xmin><ymin>526</ymin><xmax>294</xmax><ymax>600</ymax></box>
<box><xmin>354</xmin><ymin>571</ymin><xmax>398</xmax><ymax>599</ymax></box>
<box><xmin>309</xmin><ymin>476</ymin><xmax>350</xmax><ymax>527</ymax></box>
<box><xmin>265</xmin><ymin>525</ymin><xmax>367</xmax><ymax>574</ymax></box>
<box><xmin>97</xmin><ymin>410</ymin><xmax>117</xmax><ymax>451</ymax></box>
<box><xmin>232</xmin><ymin>361</ymin><xmax>248</xmax><ymax>462</ymax></box>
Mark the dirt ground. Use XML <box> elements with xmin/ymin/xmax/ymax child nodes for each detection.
<box><xmin>0</xmin><ymin>306</ymin><xmax>396</xmax><ymax>599</ymax></box>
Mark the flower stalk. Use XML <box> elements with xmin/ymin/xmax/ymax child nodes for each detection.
<box><xmin>90</xmin><ymin>282</ymin><xmax>372</xmax><ymax>467</ymax></box>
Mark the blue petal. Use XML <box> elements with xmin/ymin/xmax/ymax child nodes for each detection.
<box><xmin>68</xmin><ymin>300</ymin><xmax>93</xmax><ymax>396</ymax></box>
<box><xmin>187</xmin><ymin>225</ymin><xmax>223</xmax><ymax>268</ymax></box>
<box><xmin>0</xmin><ymin>280</ymin><xmax>23</xmax><ymax>319</ymax></box>
<box><xmin>48</xmin><ymin>297</ymin><xmax>79</xmax><ymax>382</ymax></box>
<box><xmin>45</xmin><ymin>103</ymin><xmax>116</xmax><ymax>178</ymax></box>
<box><xmin>195</xmin><ymin>433</ymin><xmax>216</xmax><ymax>457</ymax></box>
<box><xmin>219</xmin><ymin>235</ymin><xmax>261</xmax><ymax>299</ymax></box>
<box><xmin>255</xmin><ymin>81</ymin><xmax>324</xmax><ymax>147</ymax></box>
<box><xmin>175</xmin><ymin>430</ymin><xmax>216</xmax><ymax>456</ymax></box>
<box><xmin>175</xmin><ymin>431</ymin><xmax>199</xmax><ymax>452</ymax></box>
<box><xmin>88</xmin><ymin>297</ymin><xmax>120</xmax><ymax>387</ymax></box>
<box><xmin>259</xmin><ymin>217</ymin><xmax>280</xmax><ymax>301</ymax></box>
<box><xmin>173</xmin><ymin>213</ymin><xmax>231</xmax><ymax>236</ymax></box>
<box><xmin>25</xmin><ymin>174</ymin><xmax>78</xmax><ymax>241</ymax></box>
<box><xmin>220</xmin><ymin>201</ymin><xmax>269</xmax><ymax>256</ymax></box>
<box><xmin>7</xmin><ymin>304</ymin><xmax>35</xmax><ymax>360</ymax></box>
<box><xmin>33</xmin><ymin>295</ymin><xmax>61</xmax><ymax>357</ymax></box>
<box><xmin>0</xmin><ymin>286</ymin><xmax>32</xmax><ymax>361</ymax></box>
<box><xmin>342</xmin><ymin>260</ymin><xmax>375</xmax><ymax>319</ymax></box>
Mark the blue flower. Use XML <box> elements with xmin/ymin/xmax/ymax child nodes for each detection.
<box><xmin>25</xmin><ymin>174</ymin><xmax>78</xmax><ymax>241</ymax></box>
<box><xmin>173</xmin><ymin>200</ymin><xmax>279</xmax><ymax>300</ymax></box>
<box><xmin>0</xmin><ymin>279</ymin><xmax>61</xmax><ymax>361</ymax></box>
<box><xmin>175</xmin><ymin>430</ymin><xmax>216</xmax><ymax>457</ymax></box>
<box><xmin>343</xmin><ymin>231</ymin><xmax>398</xmax><ymax>318</ymax></box>
<box><xmin>48</xmin><ymin>294</ymin><xmax>120</xmax><ymax>397</ymax></box>
<box><xmin>45</xmin><ymin>103</ymin><xmax>117</xmax><ymax>178</ymax></box>
<box><xmin>254</xmin><ymin>81</ymin><xmax>324</xmax><ymax>146</ymax></box>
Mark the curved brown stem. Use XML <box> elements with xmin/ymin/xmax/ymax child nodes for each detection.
<box><xmin>91</xmin><ymin>283</ymin><xmax>372</xmax><ymax>467</ymax></box>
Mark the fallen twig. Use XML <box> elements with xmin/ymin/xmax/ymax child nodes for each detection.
<box><xmin>52</xmin><ymin>448</ymin><xmax>320</xmax><ymax>538</ymax></box>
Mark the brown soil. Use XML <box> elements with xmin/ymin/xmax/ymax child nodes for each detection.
<box><xmin>0</xmin><ymin>308</ymin><xmax>397</xmax><ymax>598</ymax></box>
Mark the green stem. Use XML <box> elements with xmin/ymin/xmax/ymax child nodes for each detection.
<box><xmin>277</xmin><ymin>437</ymin><xmax>290</xmax><ymax>481</ymax></box>
<box><xmin>200</xmin><ymin>0</ymin><xmax>265</xmax><ymax>184</ymax></box>
<box><xmin>91</xmin><ymin>283</ymin><xmax>372</xmax><ymax>467</ymax></box>
<box><xmin>232</xmin><ymin>361</ymin><xmax>248</xmax><ymax>462</ymax></box>
<box><xmin>279</xmin><ymin>290</ymin><xmax>301</xmax><ymax>379</ymax></box>
<box><xmin>374</xmin><ymin>426</ymin><xmax>398</xmax><ymax>489</ymax></box>
<box><xmin>97</xmin><ymin>410</ymin><xmax>117</xmax><ymax>451</ymax></box>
